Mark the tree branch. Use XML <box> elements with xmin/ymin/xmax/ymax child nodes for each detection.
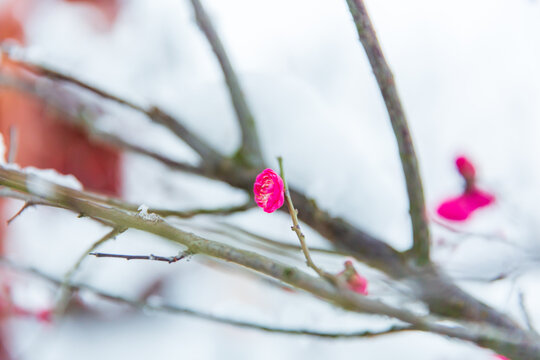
<box><xmin>0</xmin><ymin>45</ymin><xmax>223</xmax><ymax>167</ymax></box>
<box><xmin>344</xmin><ymin>0</ymin><xmax>430</xmax><ymax>265</ymax></box>
<box><xmin>0</xmin><ymin>256</ymin><xmax>414</xmax><ymax>339</ymax></box>
<box><xmin>56</xmin><ymin>227</ymin><xmax>125</xmax><ymax>315</ymax></box>
<box><xmin>89</xmin><ymin>251</ymin><xmax>188</xmax><ymax>263</ymax></box>
<box><xmin>278</xmin><ymin>157</ymin><xmax>332</xmax><ymax>279</ymax></box>
<box><xmin>189</xmin><ymin>0</ymin><xmax>264</xmax><ymax>168</ymax></box>
<box><xmin>0</xmin><ymin>166</ymin><xmax>537</xmax><ymax>359</ymax></box>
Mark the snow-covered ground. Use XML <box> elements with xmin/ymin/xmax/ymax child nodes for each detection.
<box><xmin>3</xmin><ymin>0</ymin><xmax>540</xmax><ymax>359</ymax></box>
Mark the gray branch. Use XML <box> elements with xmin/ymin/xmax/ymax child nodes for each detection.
<box><xmin>189</xmin><ymin>0</ymin><xmax>264</xmax><ymax>168</ymax></box>
<box><xmin>345</xmin><ymin>0</ymin><xmax>430</xmax><ymax>264</ymax></box>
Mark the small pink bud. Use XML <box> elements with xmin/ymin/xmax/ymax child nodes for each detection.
<box><xmin>36</xmin><ymin>309</ymin><xmax>53</xmax><ymax>324</ymax></box>
<box><xmin>456</xmin><ymin>156</ymin><xmax>476</xmax><ymax>181</ymax></box>
<box><xmin>253</xmin><ymin>169</ymin><xmax>285</xmax><ymax>213</ymax></box>
<box><xmin>339</xmin><ymin>260</ymin><xmax>368</xmax><ymax>295</ymax></box>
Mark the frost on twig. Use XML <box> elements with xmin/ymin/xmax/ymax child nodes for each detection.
<box><xmin>137</xmin><ymin>204</ymin><xmax>162</xmax><ymax>223</ymax></box>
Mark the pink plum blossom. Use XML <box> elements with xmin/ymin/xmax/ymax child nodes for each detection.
<box><xmin>436</xmin><ymin>156</ymin><xmax>495</xmax><ymax>221</ymax></box>
<box><xmin>437</xmin><ymin>188</ymin><xmax>495</xmax><ymax>221</ymax></box>
<box><xmin>338</xmin><ymin>260</ymin><xmax>368</xmax><ymax>295</ymax></box>
<box><xmin>253</xmin><ymin>168</ymin><xmax>285</xmax><ymax>213</ymax></box>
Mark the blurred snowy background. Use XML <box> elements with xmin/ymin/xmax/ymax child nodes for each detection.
<box><xmin>1</xmin><ymin>0</ymin><xmax>540</xmax><ymax>359</ymax></box>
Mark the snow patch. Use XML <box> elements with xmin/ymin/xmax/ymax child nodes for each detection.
<box><xmin>137</xmin><ymin>204</ymin><xmax>161</xmax><ymax>223</ymax></box>
<box><xmin>1</xmin><ymin>163</ymin><xmax>83</xmax><ymax>198</ymax></box>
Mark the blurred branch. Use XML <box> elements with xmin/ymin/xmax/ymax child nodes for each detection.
<box><xmin>56</xmin><ymin>227</ymin><xmax>126</xmax><ymax>315</ymax></box>
<box><xmin>150</xmin><ymin>202</ymin><xmax>253</xmax><ymax>218</ymax></box>
<box><xmin>0</xmin><ymin>165</ymin><xmax>536</xmax><ymax>359</ymax></box>
<box><xmin>0</xmin><ymin>56</ymin><xmax>525</xmax><ymax>342</ymax></box>
<box><xmin>519</xmin><ymin>291</ymin><xmax>537</xmax><ymax>335</ymax></box>
<box><xmin>7</xmin><ymin>125</ymin><xmax>18</xmax><ymax>163</ymax></box>
<box><xmin>0</xmin><ymin>45</ymin><xmax>223</xmax><ymax>167</ymax></box>
<box><xmin>90</xmin><ymin>251</ymin><xmax>188</xmax><ymax>263</ymax></box>
<box><xmin>0</xmin><ymin>35</ymin><xmax>531</xmax><ymax>358</ymax></box>
<box><xmin>190</xmin><ymin>0</ymin><xmax>264</xmax><ymax>168</ymax></box>
<box><xmin>215</xmin><ymin>222</ymin><xmax>350</xmax><ymax>256</ymax></box>
<box><xmin>95</xmin><ymin>131</ymin><xmax>207</xmax><ymax>177</ymax></box>
<box><xmin>344</xmin><ymin>0</ymin><xmax>430</xmax><ymax>265</ymax></box>
<box><xmin>0</xmin><ymin>256</ymin><xmax>414</xmax><ymax>339</ymax></box>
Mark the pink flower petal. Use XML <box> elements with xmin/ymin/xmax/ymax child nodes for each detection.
<box><xmin>494</xmin><ymin>355</ymin><xmax>510</xmax><ymax>360</ymax></box>
<box><xmin>436</xmin><ymin>188</ymin><xmax>495</xmax><ymax>221</ymax></box>
<box><xmin>253</xmin><ymin>169</ymin><xmax>285</xmax><ymax>213</ymax></box>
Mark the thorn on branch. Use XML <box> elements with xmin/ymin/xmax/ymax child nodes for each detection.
<box><xmin>7</xmin><ymin>201</ymin><xmax>34</xmax><ymax>224</ymax></box>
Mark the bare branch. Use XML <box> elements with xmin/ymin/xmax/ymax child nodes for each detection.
<box><xmin>189</xmin><ymin>0</ymin><xmax>264</xmax><ymax>168</ymax></box>
<box><xmin>519</xmin><ymin>291</ymin><xmax>537</xmax><ymax>335</ymax></box>
<box><xmin>278</xmin><ymin>157</ymin><xmax>333</xmax><ymax>280</ymax></box>
<box><xmin>0</xmin><ymin>166</ymin><xmax>537</xmax><ymax>359</ymax></box>
<box><xmin>0</xmin><ymin>256</ymin><xmax>414</xmax><ymax>339</ymax></box>
<box><xmin>56</xmin><ymin>227</ymin><xmax>126</xmax><ymax>315</ymax></box>
<box><xmin>0</xmin><ymin>45</ymin><xmax>223</xmax><ymax>167</ymax></box>
<box><xmin>215</xmin><ymin>221</ymin><xmax>350</xmax><ymax>257</ymax></box>
<box><xmin>151</xmin><ymin>202</ymin><xmax>253</xmax><ymax>218</ymax></box>
<box><xmin>344</xmin><ymin>0</ymin><xmax>430</xmax><ymax>264</ymax></box>
<box><xmin>89</xmin><ymin>251</ymin><xmax>188</xmax><ymax>264</ymax></box>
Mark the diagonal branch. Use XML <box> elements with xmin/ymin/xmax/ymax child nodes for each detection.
<box><xmin>189</xmin><ymin>0</ymin><xmax>264</xmax><ymax>168</ymax></box>
<box><xmin>344</xmin><ymin>0</ymin><xmax>430</xmax><ymax>265</ymax></box>
<box><xmin>0</xmin><ymin>165</ymin><xmax>538</xmax><ymax>359</ymax></box>
<box><xmin>0</xmin><ymin>46</ymin><xmax>223</xmax><ymax>167</ymax></box>
<box><xmin>0</xmin><ymin>256</ymin><xmax>414</xmax><ymax>339</ymax></box>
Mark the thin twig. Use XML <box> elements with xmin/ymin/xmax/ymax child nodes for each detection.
<box><xmin>56</xmin><ymin>227</ymin><xmax>125</xmax><ymax>316</ymax></box>
<box><xmin>151</xmin><ymin>202</ymin><xmax>253</xmax><ymax>218</ymax></box>
<box><xmin>190</xmin><ymin>0</ymin><xmax>264</xmax><ymax>168</ymax></box>
<box><xmin>217</xmin><ymin>221</ymin><xmax>350</xmax><ymax>257</ymax></box>
<box><xmin>89</xmin><ymin>251</ymin><xmax>188</xmax><ymax>264</ymax></box>
<box><xmin>519</xmin><ymin>291</ymin><xmax>538</xmax><ymax>335</ymax></box>
<box><xmin>277</xmin><ymin>157</ymin><xmax>333</xmax><ymax>280</ymax></box>
<box><xmin>6</xmin><ymin>201</ymin><xmax>34</xmax><ymax>224</ymax></box>
<box><xmin>344</xmin><ymin>0</ymin><xmax>430</xmax><ymax>265</ymax></box>
<box><xmin>0</xmin><ymin>256</ymin><xmax>414</xmax><ymax>339</ymax></box>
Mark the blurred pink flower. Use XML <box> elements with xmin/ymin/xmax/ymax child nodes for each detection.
<box><xmin>437</xmin><ymin>188</ymin><xmax>495</xmax><ymax>221</ymax></box>
<box><xmin>339</xmin><ymin>260</ymin><xmax>368</xmax><ymax>295</ymax></box>
<box><xmin>494</xmin><ymin>355</ymin><xmax>510</xmax><ymax>360</ymax></box>
<box><xmin>436</xmin><ymin>156</ymin><xmax>495</xmax><ymax>221</ymax></box>
<box><xmin>253</xmin><ymin>169</ymin><xmax>285</xmax><ymax>213</ymax></box>
<box><xmin>456</xmin><ymin>156</ymin><xmax>476</xmax><ymax>182</ymax></box>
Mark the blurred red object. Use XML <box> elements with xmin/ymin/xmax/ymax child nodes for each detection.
<box><xmin>63</xmin><ymin>0</ymin><xmax>121</xmax><ymax>28</ymax></box>
<box><xmin>0</xmin><ymin>1</ymin><xmax>123</xmax><ymax>357</ymax></box>
<box><xmin>436</xmin><ymin>156</ymin><xmax>495</xmax><ymax>222</ymax></box>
